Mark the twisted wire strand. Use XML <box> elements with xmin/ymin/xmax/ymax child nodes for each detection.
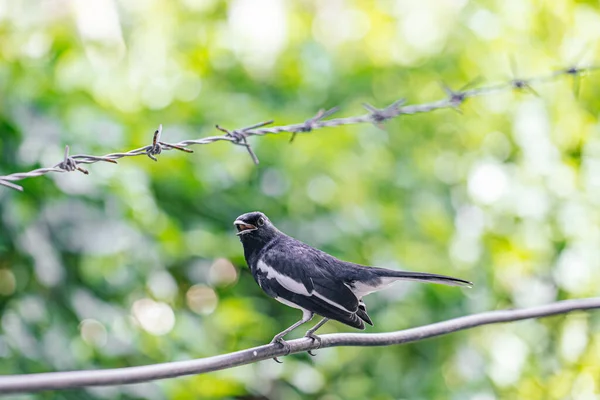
<box><xmin>0</xmin><ymin>66</ymin><xmax>598</xmax><ymax>192</ymax></box>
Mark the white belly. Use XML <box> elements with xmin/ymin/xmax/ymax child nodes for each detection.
<box><xmin>274</xmin><ymin>296</ymin><xmax>312</xmax><ymax>319</ymax></box>
<box><xmin>274</xmin><ymin>296</ymin><xmax>305</xmax><ymax>310</ymax></box>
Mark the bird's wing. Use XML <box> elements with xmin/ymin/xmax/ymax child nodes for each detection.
<box><xmin>285</xmin><ymin>288</ymin><xmax>365</xmax><ymax>329</ymax></box>
<box><xmin>257</xmin><ymin>265</ymin><xmax>365</xmax><ymax>329</ymax></box>
<box><xmin>259</xmin><ymin>239</ymin><xmax>360</xmax><ymax>315</ymax></box>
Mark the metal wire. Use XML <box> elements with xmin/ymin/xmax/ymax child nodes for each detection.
<box><xmin>0</xmin><ymin>65</ymin><xmax>598</xmax><ymax>192</ymax></box>
<box><xmin>0</xmin><ymin>297</ymin><xmax>598</xmax><ymax>393</ymax></box>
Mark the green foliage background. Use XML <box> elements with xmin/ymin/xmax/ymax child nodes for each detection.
<box><xmin>1</xmin><ymin>1</ymin><xmax>600</xmax><ymax>399</ymax></box>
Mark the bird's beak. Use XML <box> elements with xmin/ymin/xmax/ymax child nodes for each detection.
<box><xmin>234</xmin><ymin>220</ymin><xmax>257</xmax><ymax>235</ymax></box>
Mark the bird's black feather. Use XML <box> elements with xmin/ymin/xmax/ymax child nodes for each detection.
<box><xmin>356</xmin><ymin>301</ymin><xmax>373</xmax><ymax>326</ymax></box>
<box><xmin>235</xmin><ymin>211</ymin><xmax>471</xmax><ymax>333</ymax></box>
<box><xmin>258</xmin><ymin>273</ymin><xmax>365</xmax><ymax>329</ymax></box>
<box><xmin>357</xmin><ymin>266</ymin><xmax>472</xmax><ymax>287</ymax></box>
<box><xmin>260</xmin><ymin>237</ymin><xmax>360</xmax><ymax>312</ymax></box>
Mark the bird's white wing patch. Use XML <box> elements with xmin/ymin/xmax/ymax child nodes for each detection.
<box><xmin>313</xmin><ymin>291</ymin><xmax>353</xmax><ymax>313</ymax></box>
<box><xmin>258</xmin><ymin>259</ymin><xmax>354</xmax><ymax>314</ymax></box>
<box><xmin>257</xmin><ymin>260</ymin><xmax>312</xmax><ymax>296</ymax></box>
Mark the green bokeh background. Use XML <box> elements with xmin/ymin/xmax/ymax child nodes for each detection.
<box><xmin>1</xmin><ymin>1</ymin><xmax>600</xmax><ymax>399</ymax></box>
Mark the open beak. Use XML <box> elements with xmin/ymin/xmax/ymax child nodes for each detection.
<box><xmin>234</xmin><ymin>220</ymin><xmax>257</xmax><ymax>235</ymax></box>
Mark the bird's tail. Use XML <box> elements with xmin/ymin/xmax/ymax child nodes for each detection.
<box><xmin>370</xmin><ymin>268</ymin><xmax>472</xmax><ymax>287</ymax></box>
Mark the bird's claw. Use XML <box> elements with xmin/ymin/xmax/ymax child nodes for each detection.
<box><xmin>270</xmin><ymin>337</ymin><xmax>291</xmax><ymax>363</ymax></box>
<box><xmin>305</xmin><ymin>332</ymin><xmax>322</xmax><ymax>356</ymax></box>
<box><xmin>305</xmin><ymin>332</ymin><xmax>322</xmax><ymax>346</ymax></box>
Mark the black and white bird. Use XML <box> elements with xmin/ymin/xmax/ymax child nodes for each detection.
<box><xmin>234</xmin><ymin>211</ymin><xmax>471</xmax><ymax>359</ymax></box>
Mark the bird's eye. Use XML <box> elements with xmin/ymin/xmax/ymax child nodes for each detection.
<box><xmin>257</xmin><ymin>217</ymin><xmax>265</xmax><ymax>226</ymax></box>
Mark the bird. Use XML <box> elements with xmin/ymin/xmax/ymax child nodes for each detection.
<box><xmin>234</xmin><ymin>211</ymin><xmax>472</xmax><ymax>361</ymax></box>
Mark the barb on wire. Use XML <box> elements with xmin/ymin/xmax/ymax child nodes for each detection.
<box><xmin>146</xmin><ymin>125</ymin><xmax>164</xmax><ymax>161</ymax></box>
<box><xmin>444</xmin><ymin>77</ymin><xmax>486</xmax><ymax>112</ymax></box>
<box><xmin>215</xmin><ymin>120</ymin><xmax>274</xmax><ymax>165</ymax></box>
<box><xmin>0</xmin><ymin>64</ymin><xmax>598</xmax><ymax>192</ymax></box>
<box><xmin>58</xmin><ymin>145</ymin><xmax>89</xmax><ymax>174</ymax></box>
<box><xmin>566</xmin><ymin>66</ymin><xmax>585</xmax><ymax>97</ymax></box>
<box><xmin>511</xmin><ymin>77</ymin><xmax>539</xmax><ymax>96</ymax></box>
<box><xmin>508</xmin><ymin>57</ymin><xmax>539</xmax><ymax>96</ymax></box>
<box><xmin>145</xmin><ymin>124</ymin><xmax>194</xmax><ymax>162</ymax></box>
<box><xmin>560</xmin><ymin>48</ymin><xmax>597</xmax><ymax>97</ymax></box>
<box><xmin>363</xmin><ymin>99</ymin><xmax>407</xmax><ymax>128</ymax></box>
<box><xmin>290</xmin><ymin>107</ymin><xmax>339</xmax><ymax>142</ymax></box>
<box><xmin>439</xmin><ymin>80</ymin><xmax>476</xmax><ymax>113</ymax></box>
<box><xmin>0</xmin><ymin>297</ymin><xmax>598</xmax><ymax>393</ymax></box>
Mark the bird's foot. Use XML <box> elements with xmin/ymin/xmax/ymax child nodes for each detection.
<box><xmin>304</xmin><ymin>332</ymin><xmax>322</xmax><ymax>356</ymax></box>
<box><xmin>269</xmin><ymin>336</ymin><xmax>291</xmax><ymax>363</ymax></box>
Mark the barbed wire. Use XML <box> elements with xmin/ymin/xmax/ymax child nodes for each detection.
<box><xmin>0</xmin><ymin>64</ymin><xmax>598</xmax><ymax>192</ymax></box>
<box><xmin>0</xmin><ymin>297</ymin><xmax>598</xmax><ymax>393</ymax></box>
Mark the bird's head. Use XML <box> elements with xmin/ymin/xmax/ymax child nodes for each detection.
<box><xmin>233</xmin><ymin>211</ymin><xmax>279</xmax><ymax>244</ymax></box>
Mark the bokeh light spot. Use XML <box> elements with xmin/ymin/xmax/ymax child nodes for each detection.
<box><xmin>79</xmin><ymin>319</ymin><xmax>108</xmax><ymax>348</ymax></box>
<box><xmin>132</xmin><ymin>299</ymin><xmax>175</xmax><ymax>336</ymax></box>
<box><xmin>468</xmin><ymin>163</ymin><xmax>509</xmax><ymax>204</ymax></box>
<box><xmin>209</xmin><ymin>258</ymin><xmax>238</xmax><ymax>287</ymax></box>
<box><xmin>186</xmin><ymin>285</ymin><xmax>219</xmax><ymax>315</ymax></box>
<box><xmin>0</xmin><ymin>270</ymin><xmax>16</xmax><ymax>296</ymax></box>
<box><xmin>147</xmin><ymin>270</ymin><xmax>178</xmax><ymax>301</ymax></box>
<box><xmin>307</xmin><ymin>175</ymin><xmax>337</xmax><ymax>205</ymax></box>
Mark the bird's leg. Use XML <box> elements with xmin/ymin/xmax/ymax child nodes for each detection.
<box><xmin>305</xmin><ymin>317</ymin><xmax>329</xmax><ymax>338</ymax></box>
<box><xmin>270</xmin><ymin>311</ymin><xmax>313</xmax><ymax>363</ymax></box>
<box><xmin>304</xmin><ymin>318</ymin><xmax>329</xmax><ymax>356</ymax></box>
<box><xmin>270</xmin><ymin>313</ymin><xmax>314</xmax><ymax>343</ymax></box>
